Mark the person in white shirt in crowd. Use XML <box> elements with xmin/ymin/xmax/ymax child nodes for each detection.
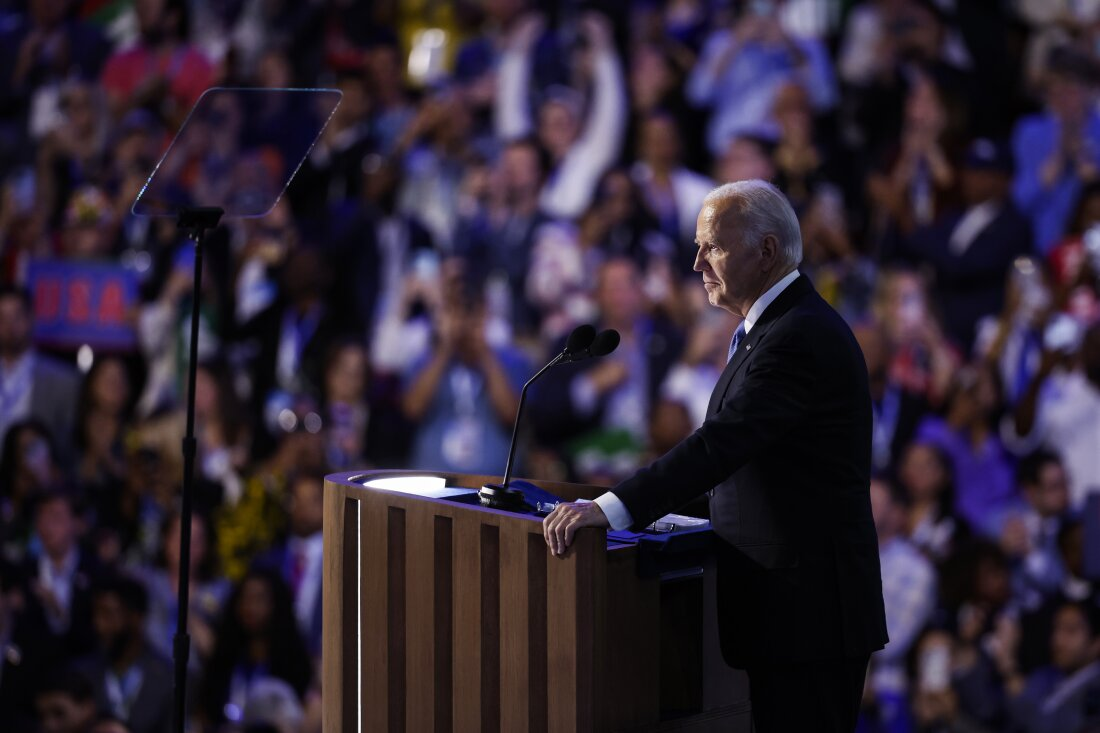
<box><xmin>687</xmin><ymin>0</ymin><xmax>836</xmax><ymax>157</ymax></box>
<box><xmin>631</xmin><ymin>110</ymin><xmax>715</xmax><ymax>263</ymax></box>
<box><xmin>1004</xmin><ymin>323</ymin><xmax>1100</xmax><ymax>510</ymax></box>
<box><xmin>495</xmin><ymin>11</ymin><xmax>627</xmax><ymax>220</ymax></box>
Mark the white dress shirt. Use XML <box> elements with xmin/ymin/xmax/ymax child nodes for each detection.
<box><xmin>594</xmin><ymin>270</ymin><xmax>801</xmax><ymax>530</ymax></box>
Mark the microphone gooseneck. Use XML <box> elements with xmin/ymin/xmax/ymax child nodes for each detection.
<box><xmin>479</xmin><ymin>323</ymin><xmax>598</xmax><ymax>509</ymax></box>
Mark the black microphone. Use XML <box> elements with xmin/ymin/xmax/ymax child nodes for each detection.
<box><xmin>563</xmin><ymin>323</ymin><xmax>596</xmax><ymax>356</ymax></box>
<box><xmin>589</xmin><ymin>328</ymin><xmax>620</xmax><ymax>357</ymax></box>
<box><xmin>479</xmin><ymin>324</ymin><xmax>596</xmax><ymax>510</ymax></box>
<box><xmin>559</xmin><ymin>328</ymin><xmax>620</xmax><ymax>363</ymax></box>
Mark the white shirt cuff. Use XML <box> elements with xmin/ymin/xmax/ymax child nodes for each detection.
<box><xmin>594</xmin><ymin>492</ymin><xmax>634</xmax><ymax>531</ymax></box>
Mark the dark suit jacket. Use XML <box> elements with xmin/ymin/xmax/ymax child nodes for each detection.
<box><xmin>30</xmin><ymin>354</ymin><xmax>79</xmax><ymax>464</ymax></box>
<box><xmin>78</xmin><ymin>645</ymin><xmax>173</xmax><ymax>733</ymax></box>
<box><xmin>898</xmin><ymin>200</ymin><xmax>1033</xmax><ymax>351</ymax></box>
<box><xmin>611</xmin><ymin>275</ymin><xmax>888</xmax><ymax>667</ymax></box>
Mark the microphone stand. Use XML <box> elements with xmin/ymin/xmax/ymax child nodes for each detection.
<box><xmin>478</xmin><ymin>351</ymin><xmax>567</xmax><ymax>510</ymax></box>
<box><xmin>172</xmin><ymin>205</ymin><xmax>223</xmax><ymax>733</ymax></box>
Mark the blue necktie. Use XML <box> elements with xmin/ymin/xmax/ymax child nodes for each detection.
<box><xmin>727</xmin><ymin>324</ymin><xmax>746</xmax><ymax>363</ymax></box>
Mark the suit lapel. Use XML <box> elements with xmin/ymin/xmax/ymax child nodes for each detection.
<box><xmin>705</xmin><ymin>275</ymin><xmax>814</xmax><ymax>418</ymax></box>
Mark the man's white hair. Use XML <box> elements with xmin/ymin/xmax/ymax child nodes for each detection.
<box><xmin>703</xmin><ymin>180</ymin><xmax>803</xmax><ymax>268</ymax></box>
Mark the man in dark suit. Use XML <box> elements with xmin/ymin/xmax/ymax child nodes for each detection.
<box><xmin>894</xmin><ymin>138</ymin><xmax>1033</xmax><ymax>351</ymax></box>
<box><xmin>79</xmin><ymin>574</ymin><xmax>172</xmax><ymax>733</ymax></box>
<box><xmin>0</xmin><ymin>285</ymin><xmax>80</xmax><ymax>464</ymax></box>
<box><xmin>543</xmin><ymin>180</ymin><xmax>888</xmax><ymax>732</ymax></box>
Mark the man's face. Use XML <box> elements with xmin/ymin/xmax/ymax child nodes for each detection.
<box><xmin>288</xmin><ymin>478</ymin><xmax>324</xmax><ymax>537</ymax></box>
<box><xmin>641</xmin><ymin>116</ymin><xmax>679</xmax><ymax>169</ymax></box>
<box><xmin>1027</xmin><ymin>462</ymin><xmax>1070</xmax><ymax>517</ymax></box>
<box><xmin>538</xmin><ymin>101</ymin><xmax>579</xmax><ymax>159</ymax></box>
<box><xmin>35</xmin><ymin>498</ymin><xmax>76</xmax><ymax>560</ymax></box>
<box><xmin>1052</xmin><ymin>605</ymin><xmax>1096</xmax><ymax>672</ymax></box>
<box><xmin>0</xmin><ymin>295</ymin><xmax>31</xmax><ymax>358</ymax></box>
<box><xmin>596</xmin><ymin>260</ymin><xmax>644</xmax><ymax>326</ymax></box>
<box><xmin>501</xmin><ymin>143</ymin><xmax>540</xmax><ymax>197</ymax></box>
<box><xmin>92</xmin><ymin>593</ymin><xmax>130</xmax><ymax>658</ymax></box>
<box><xmin>693</xmin><ymin>204</ymin><xmax>765</xmax><ymax>317</ymax></box>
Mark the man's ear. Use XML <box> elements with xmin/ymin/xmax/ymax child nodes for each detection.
<box><xmin>760</xmin><ymin>234</ymin><xmax>779</xmax><ymax>271</ymax></box>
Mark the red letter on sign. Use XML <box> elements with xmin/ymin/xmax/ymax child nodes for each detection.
<box><xmin>35</xmin><ymin>278</ymin><xmax>61</xmax><ymax>321</ymax></box>
<box><xmin>98</xmin><ymin>281</ymin><xmax>126</xmax><ymax>324</ymax></box>
<box><xmin>67</xmin><ymin>279</ymin><xmax>92</xmax><ymax>323</ymax></box>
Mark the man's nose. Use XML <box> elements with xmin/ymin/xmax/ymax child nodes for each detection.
<box><xmin>693</xmin><ymin>250</ymin><xmax>705</xmax><ymax>272</ymax></box>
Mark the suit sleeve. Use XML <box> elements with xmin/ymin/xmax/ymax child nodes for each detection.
<box><xmin>610</xmin><ymin>323</ymin><xmax>817</xmax><ymax>530</ymax></box>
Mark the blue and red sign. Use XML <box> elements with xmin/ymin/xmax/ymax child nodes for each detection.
<box><xmin>27</xmin><ymin>260</ymin><xmax>138</xmax><ymax>350</ymax></box>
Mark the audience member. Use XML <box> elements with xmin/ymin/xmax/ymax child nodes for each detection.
<box><xmin>81</xmin><ymin>574</ymin><xmax>172</xmax><ymax>733</ymax></box>
<box><xmin>0</xmin><ymin>284</ymin><xmax>79</xmax><ymax>462</ymax></box>
<box><xmin>200</xmin><ymin>566</ymin><xmax>310</xmax><ymax>729</ymax></box>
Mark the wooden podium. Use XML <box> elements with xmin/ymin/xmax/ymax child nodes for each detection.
<box><xmin>322</xmin><ymin>470</ymin><xmax>749</xmax><ymax>732</ymax></box>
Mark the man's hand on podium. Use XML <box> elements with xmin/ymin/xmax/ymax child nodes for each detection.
<box><xmin>542</xmin><ymin>501</ymin><xmax>610</xmax><ymax>556</ymax></box>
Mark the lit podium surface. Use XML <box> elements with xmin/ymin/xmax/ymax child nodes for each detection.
<box><xmin>322</xmin><ymin>470</ymin><xmax>750</xmax><ymax>732</ymax></box>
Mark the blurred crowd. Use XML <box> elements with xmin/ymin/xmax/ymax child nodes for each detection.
<box><xmin>4</xmin><ymin>0</ymin><xmax>1100</xmax><ymax>732</ymax></box>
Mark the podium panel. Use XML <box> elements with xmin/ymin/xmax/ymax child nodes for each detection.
<box><xmin>322</xmin><ymin>471</ymin><xmax>749</xmax><ymax>732</ymax></box>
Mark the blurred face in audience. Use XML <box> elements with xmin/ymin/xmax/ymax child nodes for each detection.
<box><xmin>1052</xmin><ymin>605</ymin><xmax>1098</xmax><ymax>672</ymax></box>
<box><xmin>1077</xmin><ymin>190</ymin><xmax>1100</xmax><ymax>232</ymax></box>
<box><xmin>973</xmin><ymin>552</ymin><xmax>1011</xmax><ymax>606</ymax></box>
<box><xmin>326</xmin><ymin>344</ymin><xmax>368</xmax><ymax>405</ymax></box>
<box><xmin>772</xmin><ymin>82</ymin><xmax>811</xmax><ymax>141</ymax></box>
<box><xmin>649</xmin><ymin>399</ymin><xmax>691</xmax><ymax>455</ymax></box>
<box><xmin>289</xmin><ymin>477</ymin><xmax>324</xmax><ymax>538</ymax></box>
<box><xmin>1048</xmin><ymin>73</ymin><xmax>1092</xmax><ymax>123</ymax></box>
<box><xmin>854</xmin><ymin>325</ymin><xmax>888</xmax><ymax>383</ymax></box>
<box><xmin>60</xmin><ymin>85</ymin><xmax>100</xmax><ymax>137</ymax></box>
<box><xmin>92</xmin><ymin>591</ymin><xmax>136</xmax><ymax>660</ymax></box>
<box><xmin>1025</xmin><ymin>460</ymin><xmax>1069</xmax><ymax>517</ymax></box>
<box><xmin>0</xmin><ymin>294</ymin><xmax>31</xmax><ymax>360</ymax></box>
<box><xmin>598</xmin><ymin>171</ymin><xmax>635</xmax><ymax>224</ymax></box>
<box><xmin>904</xmin><ymin>74</ymin><xmax>945</xmax><ymax>135</ymax></box>
<box><xmin>164</xmin><ymin>513</ymin><xmax>207</xmax><ymax>575</ymax></box>
<box><xmin>538</xmin><ymin>101</ymin><xmax>579</xmax><ymax>161</ymax></box>
<box><xmin>89</xmin><ymin>358</ymin><xmax>131</xmax><ymax>415</ymax></box>
<box><xmin>898</xmin><ymin>443</ymin><xmax>947</xmax><ymax>503</ymax></box>
<box><xmin>960</xmin><ymin>167</ymin><xmax>1009</xmax><ymax>206</ymax></box>
<box><xmin>36</xmin><ymin>496</ymin><xmax>77</xmax><ymax>561</ymax></box>
<box><xmin>596</xmin><ymin>259</ymin><xmax>645</xmax><ymax>328</ymax></box>
<box><xmin>136</xmin><ymin>0</ymin><xmax>177</xmax><ymax>43</ymax></box>
<box><xmin>877</xmin><ymin>271</ymin><xmax>927</xmax><ymax>343</ymax></box>
<box><xmin>630</xmin><ymin>45</ymin><xmax>674</xmax><ymax>112</ymax></box>
<box><xmin>501</xmin><ymin>142</ymin><xmax>541</xmax><ymax>201</ymax></box>
<box><xmin>257</xmin><ymin>50</ymin><xmax>292</xmax><ymax>89</ymax></box>
<box><xmin>238</xmin><ymin>576</ymin><xmax>274</xmax><ymax>636</ymax></box>
<box><xmin>193</xmin><ymin>366</ymin><xmax>218</xmax><ymax>420</ymax></box>
<box><xmin>36</xmin><ymin>691</ymin><xmax>95</xmax><ymax>733</ymax></box>
<box><xmin>640</xmin><ymin>115</ymin><xmax>680</xmax><ymax>171</ymax></box>
<box><xmin>716</xmin><ymin>138</ymin><xmax>775</xmax><ymax>184</ymax></box>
